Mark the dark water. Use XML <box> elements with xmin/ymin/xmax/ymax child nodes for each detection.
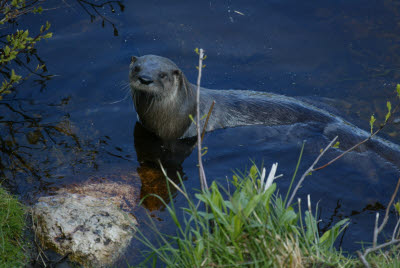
<box><xmin>2</xmin><ymin>0</ymin><xmax>400</xmax><ymax>266</ymax></box>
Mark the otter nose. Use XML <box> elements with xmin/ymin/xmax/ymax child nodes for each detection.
<box><xmin>138</xmin><ymin>75</ymin><xmax>153</xmax><ymax>85</ymax></box>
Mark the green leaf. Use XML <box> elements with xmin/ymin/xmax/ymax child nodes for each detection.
<box><xmin>194</xmin><ymin>231</ymin><xmax>205</xmax><ymax>260</ymax></box>
<box><xmin>249</xmin><ymin>165</ymin><xmax>258</xmax><ymax>180</ymax></box>
<box><xmin>332</xmin><ymin>141</ymin><xmax>340</xmax><ymax>149</ymax></box>
<box><xmin>394</xmin><ymin>202</ymin><xmax>400</xmax><ymax>215</ymax></box>
<box><xmin>304</xmin><ymin>211</ymin><xmax>318</xmax><ymax>243</ymax></box>
<box><xmin>281</xmin><ymin>209</ymin><xmax>297</xmax><ymax>225</ymax></box>
<box><xmin>195</xmin><ymin>193</ymin><xmax>207</xmax><ymax>203</ymax></box>
<box><xmin>166</xmin><ymin>205</ymin><xmax>181</xmax><ymax>229</ymax></box>
<box><xmin>397</xmin><ymin>84</ymin><xmax>400</xmax><ymax>99</ymax></box>
<box><xmin>33</xmin><ymin>6</ymin><xmax>43</xmax><ymax>14</ymax></box>
<box><xmin>10</xmin><ymin>69</ymin><xmax>21</xmax><ymax>83</ymax></box>
<box><xmin>370</xmin><ymin>115</ymin><xmax>376</xmax><ymax>134</ymax></box>
<box><xmin>11</xmin><ymin>0</ymin><xmax>19</xmax><ymax>7</ymax></box>
<box><xmin>232</xmin><ymin>175</ymin><xmax>239</xmax><ymax>186</ymax></box>
<box><xmin>43</xmin><ymin>32</ymin><xmax>53</xmax><ymax>39</ymax></box>
<box><xmin>243</xmin><ymin>194</ymin><xmax>262</xmax><ymax>217</ymax></box>
<box><xmin>4</xmin><ymin>46</ymin><xmax>10</xmax><ymax>56</ymax></box>
<box><xmin>319</xmin><ymin>219</ymin><xmax>349</xmax><ymax>249</ymax></box>
<box><xmin>197</xmin><ymin>211</ymin><xmax>214</xmax><ymax>220</ymax></box>
<box><xmin>232</xmin><ymin>214</ymin><xmax>243</xmax><ymax>239</ymax></box>
<box><xmin>188</xmin><ymin>114</ymin><xmax>196</xmax><ymax>125</ymax></box>
<box><xmin>385</xmin><ymin>101</ymin><xmax>392</xmax><ymax>122</ymax></box>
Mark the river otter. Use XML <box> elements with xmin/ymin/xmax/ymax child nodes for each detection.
<box><xmin>129</xmin><ymin>55</ymin><xmax>400</xmax><ymax>167</ymax></box>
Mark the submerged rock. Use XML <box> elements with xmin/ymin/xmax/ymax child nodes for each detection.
<box><xmin>33</xmin><ymin>192</ymin><xmax>137</xmax><ymax>267</ymax></box>
<box><xmin>58</xmin><ymin>180</ymin><xmax>138</xmax><ymax>211</ymax></box>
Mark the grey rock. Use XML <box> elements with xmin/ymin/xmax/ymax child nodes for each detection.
<box><xmin>33</xmin><ymin>193</ymin><xmax>137</xmax><ymax>267</ymax></box>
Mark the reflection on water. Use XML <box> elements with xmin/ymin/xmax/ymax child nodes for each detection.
<box><xmin>134</xmin><ymin>122</ymin><xmax>195</xmax><ymax>211</ymax></box>
<box><xmin>1</xmin><ymin>0</ymin><xmax>400</xmax><ymax>266</ymax></box>
<box><xmin>75</xmin><ymin>0</ymin><xmax>125</xmax><ymax>36</ymax></box>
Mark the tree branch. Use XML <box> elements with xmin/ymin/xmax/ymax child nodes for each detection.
<box><xmin>286</xmin><ymin>136</ymin><xmax>338</xmax><ymax>208</ymax></box>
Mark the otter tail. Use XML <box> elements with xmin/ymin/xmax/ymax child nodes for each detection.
<box><xmin>324</xmin><ymin>122</ymin><xmax>400</xmax><ymax>168</ymax></box>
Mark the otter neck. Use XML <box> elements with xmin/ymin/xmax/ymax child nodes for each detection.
<box><xmin>133</xmin><ymin>78</ymin><xmax>196</xmax><ymax>140</ymax></box>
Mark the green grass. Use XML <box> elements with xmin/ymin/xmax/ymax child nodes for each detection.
<box><xmin>133</xmin><ymin>162</ymin><xmax>400</xmax><ymax>267</ymax></box>
<box><xmin>0</xmin><ymin>186</ymin><xmax>27</xmax><ymax>267</ymax></box>
<box><xmin>134</xmin><ymin>164</ymin><xmax>356</xmax><ymax>267</ymax></box>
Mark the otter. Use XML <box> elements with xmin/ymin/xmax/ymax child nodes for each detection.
<box><xmin>129</xmin><ymin>55</ymin><xmax>400</xmax><ymax>167</ymax></box>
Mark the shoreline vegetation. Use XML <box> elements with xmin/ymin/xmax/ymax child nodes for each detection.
<box><xmin>132</xmin><ymin>50</ymin><xmax>400</xmax><ymax>268</ymax></box>
<box><xmin>134</xmin><ymin>163</ymin><xmax>400</xmax><ymax>267</ymax></box>
<box><xmin>1</xmin><ymin>1</ymin><xmax>49</xmax><ymax>266</ymax></box>
<box><xmin>0</xmin><ymin>187</ymin><xmax>27</xmax><ymax>267</ymax></box>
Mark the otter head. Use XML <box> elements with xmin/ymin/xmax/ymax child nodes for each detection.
<box><xmin>129</xmin><ymin>55</ymin><xmax>195</xmax><ymax>140</ymax></box>
<box><xmin>129</xmin><ymin>55</ymin><xmax>185</xmax><ymax>98</ymax></box>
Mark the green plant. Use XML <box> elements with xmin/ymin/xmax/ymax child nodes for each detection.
<box><xmin>134</xmin><ymin>163</ymin><xmax>350</xmax><ymax>267</ymax></box>
<box><xmin>0</xmin><ymin>186</ymin><xmax>27</xmax><ymax>267</ymax></box>
<box><xmin>0</xmin><ymin>0</ymin><xmax>52</xmax><ymax>99</ymax></box>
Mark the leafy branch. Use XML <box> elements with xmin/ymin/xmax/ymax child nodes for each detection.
<box><xmin>287</xmin><ymin>84</ymin><xmax>400</xmax><ymax>208</ymax></box>
<box><xmin>313</xmin><ymin>89</ymin><xmax>400</xmax><ymax>172</ymax></box>
<box><xmin>0</xmin><ymin>0</ymin><xmax>52</xmax><ymax>98</ymax></box>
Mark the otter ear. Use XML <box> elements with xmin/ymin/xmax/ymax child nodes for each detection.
<box><xmin>131</xmin><ymin>56</ymin><xmax>138</xmax><ymax>63</ymax></box>
<box><xmin>172</xmin><ymin>69</ymin><xmax>181</xmax><ymax>77</ymax></box>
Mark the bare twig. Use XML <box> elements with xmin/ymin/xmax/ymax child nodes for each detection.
<box><xmin>377</xmin><ymin>177</ymin><xmax>400</xmax><ymax>237</ymax></box>
<box><xmin>357</xmin><ymin>177</ymin><xmax>400</xmax><ymax>267</ymax></box>
<box><xmin>364</xmin><ymin>239</ymin><xmax>400</xmax><ymax>255</ymax></box>
<box><xmin>392</xmin><ymin>218</ymin><xmax>400</xmax><ymax>241</ymax></box>
<box><xmin>372</xmin><ymin>177</ymin><xmax>400</xmax><ymax>247</ymax></box>
<box><xmin>372</xmin><ymin>213</ymin><xmax>380</xmax><ymax>248</ymax></box>
<box><xmin>196</xmin><ymin>48</ymin><xmax>208</xmax><ymax>191</ymax></box>
<box><xmin>356</xmin><ymin>251</ymin><xmax>370</xmax><ymax>268</ymax></box>
<box><xmin>286</xmin><ymin>136</ymin><xmax>338</xmax><ymax>208</ymax></box>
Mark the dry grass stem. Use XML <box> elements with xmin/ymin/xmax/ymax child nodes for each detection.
<box><xmin>158</xmin><ymin>161</ymin><xmax>189</xmax><ymax>200</ymax></box>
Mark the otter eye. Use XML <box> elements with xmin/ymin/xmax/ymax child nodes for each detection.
<box><xmin>159</xmin><ymin>72</ymin><xmax>167</xmax><ymax>79</ymax></box>
<box><xmin>133</xmin><ymin>66</ymin><xmax>140</xmax><ymax>73</ymax></box>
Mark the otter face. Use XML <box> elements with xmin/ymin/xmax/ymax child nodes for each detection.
<box><xmin>129</xmin><ymin>55</ymin><xmax>183</xmax><ymax>99</ymax></box>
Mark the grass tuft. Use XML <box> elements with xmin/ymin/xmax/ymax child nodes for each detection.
<box><xmin>0</xmin><ymin>186</ymin><xmax>27</xmax><ymax>267</ymax></box>
<box><xmin>134</xmin><ymin>164</ymin><xmax>353</xmax><ymax>267</ymax></box>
